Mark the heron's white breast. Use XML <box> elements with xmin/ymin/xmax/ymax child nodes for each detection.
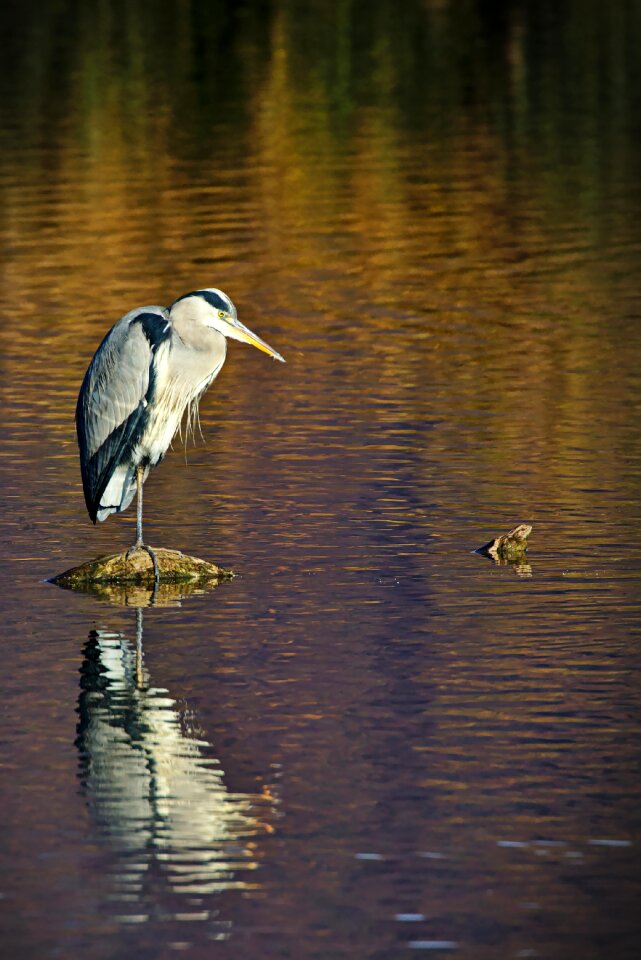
<box><xmin>135</xmin><ymin>339</ymin><xmax>225</xmax><ymax>465</ymax></box>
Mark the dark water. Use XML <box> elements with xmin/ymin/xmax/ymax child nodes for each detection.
<box><xmin>1</xmin><ymin>2</ymin><xmax>641</xmax><ymax>958</ymax></box>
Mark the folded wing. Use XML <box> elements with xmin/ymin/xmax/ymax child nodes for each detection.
<box><xmin>76</xmin><ymin>306</ymin><xmax>170</xmax><ymax>523</ymax></box>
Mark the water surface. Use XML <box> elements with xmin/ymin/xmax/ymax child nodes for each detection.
<box><xmin>1</xmin><ymin>2</ymin><xmax>641</xmax><ymax>958</ymax></box>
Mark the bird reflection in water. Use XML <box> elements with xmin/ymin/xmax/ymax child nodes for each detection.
<box><xmin>75</xmin><ymin>606</ymin><xmax>275</xmax><ymax>928</ymax></box>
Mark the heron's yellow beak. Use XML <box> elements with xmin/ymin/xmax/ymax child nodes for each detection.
<box><xmin>224</xmin><ymin>315</ymin><xmax>285</xmax><ymax>362</ymax></box>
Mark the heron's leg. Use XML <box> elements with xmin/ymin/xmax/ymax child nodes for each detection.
<box><xmin>135</xmin><ymin>465</ymin><xmax>144</xmax><ymax>547</ymax></box>
<box><xmin>125</xmin><ymin>467</ymin><xmax>160</xmax><ymax>584</ymax></box>
<box><xmin>135</xmin><ymin>606</ymin><xmax>145</xmax><ymax>689</ymax></box>
<box><xmin>142</xmin><ymin>546</ymin><xmax>160</xmax><ymax>585</ymax></box>
<box><xmin>125</xmin><ymin>541</ymin><xmax>160</xmax><ymax>584</ymax></box>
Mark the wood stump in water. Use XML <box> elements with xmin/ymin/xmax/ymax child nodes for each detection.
<box><xmin>475</xmin><ymin>523</ymin><xmax>532</xmax><ymax>562</ymax></box>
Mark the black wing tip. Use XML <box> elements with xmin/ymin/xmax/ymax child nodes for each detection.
<box><xmin>78</xmin><ymin>457</ymin><xmax>100</xmax><ymax>524</ymax></box>
<box><xmin>84</xmin><ymin>484</ymin><xmax>99</xmax><ymax>524</ymax></box>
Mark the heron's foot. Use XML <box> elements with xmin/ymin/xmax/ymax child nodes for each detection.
<box><xmin>126</xmin><ymin>542</ymin><xmax>160</xmax><ymax>584</ymax></box>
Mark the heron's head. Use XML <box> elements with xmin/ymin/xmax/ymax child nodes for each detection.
<box><xmin>169</xmin><ymin>288</ymin><xmax>285</xmax><ymax>362</ymax></box>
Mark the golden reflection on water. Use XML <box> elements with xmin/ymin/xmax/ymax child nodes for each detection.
<box><xmin>2</xmin><ymin>23</ymin><xmax>639</xmax><ymax>550</ymax></box>
<box><xmin>55</xmin><ymin>578</ymin><xmax>224</xmax><ymax>608</ymax></box>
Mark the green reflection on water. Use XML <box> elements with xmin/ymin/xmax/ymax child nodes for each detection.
<box><xmin>2</xmin><ymin>1</ymin><xmax>640</xmax><ymax>168</ymax></box>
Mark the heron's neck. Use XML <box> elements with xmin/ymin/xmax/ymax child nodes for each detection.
<box><xmin>172</xmin><ymin>315</ymin><xmax>226</xmax><ymax>356</ymax></box>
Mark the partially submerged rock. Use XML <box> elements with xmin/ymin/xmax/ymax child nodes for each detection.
<box><xmin>475</xmin><ymin>523</ymin><xmax>532</xmax><ymax>562</ymax></box>
<box><xmin>51</xmin><ymin>546</ymin><xmax>233</xmax><ymax>590</ymax></box>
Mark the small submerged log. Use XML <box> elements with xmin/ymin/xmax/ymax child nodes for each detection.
<box><xmin>51</xmin><ymin>547</ymin><xmax>233</xmax><ymax>589</ymax></box>
<box><xmin>475</xmin><ymin>523</ymin><xmax>532</xmax><ymax>562</ymax></box>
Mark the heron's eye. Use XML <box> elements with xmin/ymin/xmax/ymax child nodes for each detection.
<box><xmin>218</xmin><ymin>310</ymin><xmax>226</xmax><ymax>319</ymax></box>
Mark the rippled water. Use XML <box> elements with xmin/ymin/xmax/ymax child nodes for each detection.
<box><xmin>1</xmin><ymin>2</ymin><xmax>641</xmax><ymax>958</ymax></box>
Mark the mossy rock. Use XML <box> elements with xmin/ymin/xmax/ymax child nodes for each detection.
<box><xmin>52</xmin><ymin>547</ymin><xmax>233</xmax><ymax>589</ymax></box>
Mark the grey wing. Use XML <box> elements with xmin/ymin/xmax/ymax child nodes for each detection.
<box><xmin>76</xmin><ymin>305</ymin><xmax>170</xmax><ymax>523</ymax></box>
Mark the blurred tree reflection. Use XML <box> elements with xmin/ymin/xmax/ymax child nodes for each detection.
<box><xmin>2</xmin><ymin>1</ymin><xmax>639</xmax><ymax>155</ymax></box>
<box><xmin>1</xmin><ymin>0</ymin><xmax>640</xmax><ymax>513</ymax></box>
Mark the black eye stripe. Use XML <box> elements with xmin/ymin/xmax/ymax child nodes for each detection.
<box><xmin>171</xmin><ymin>289</ymin><xmax>233</xmax><ymax>314</ymax></box>
<box><xmin>200</xmin><ymin>290</ymin><xmax>232</xmax><ymax>313</ymax></box>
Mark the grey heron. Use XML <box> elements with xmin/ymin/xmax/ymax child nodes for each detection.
<box><xmin>76</xmin><ymin>288</ymin><xmax>284</xmax><ymax>577</ymax></box>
